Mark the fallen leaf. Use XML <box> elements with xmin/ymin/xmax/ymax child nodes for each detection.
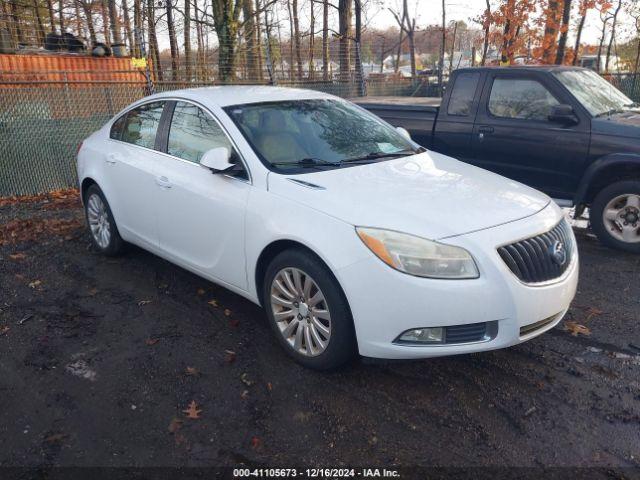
<box><xmin>564</xmin><ymin>321</ymin><xmax>591</xmax><ymax>336</ymax></box>
<box><xmin>586</xmin><ymin>307</ymin><xmax>603</xmax><ymax>321</ymax></box>
<box><xmin>9</xmin><ymin>252</ymin><xmax>27</xmax><ymax>260</ymax></box>
<box><xmin>224</xmin><ymin>309</ymin><xmax>232</xmax><ymax>317</ymax></box>
<box><xmin>183</xmin><ymin>400</ymin><xmax>202</xmax><ymax>419</ymax></box>
<box><xmin>145</xmin><ymin>338</ymin><xmax>160</xmax><ymax>346</ymax></box>
<box><xmin>137</xmin><ymin>300</ymin><xmax>152</xmax><ymax>306</ymax></box>
<box><xmin>251</xmin><ymin>436</ymin><xmax>262</xmax><ymax>450</ymax></box>
<box><xmin>185</xmin><ymin>366</ymin><xmax>199</xmax><ymax>376</ymax></box>
<box><xmin>228</xmin><ymin>318</ymin><xmax>240</xmax><ymax>328</ymax></box>
<box><xmin>224</xmin><ymin>350</ymin><xmax>236</xmax><ymax>363</ymax></box>
<box><xmin>266</xmin><ymin>382</ymin><xmax>273</xmax><ymax>391</ymax></box>
<box><xmin>197</xmin><ymin>288</ymin><xmax>205</xmax><ymax>295</ymax></box>
<box><xmin>87</xmin><ymin>287</ymin><xmax>98</xmax><ymax>296</ymax></box>
<box><xmin>0</xmin><ymin>326</ymin><xmax>9</xmax><ymax>336</ymax></box>
<box><xmin>44</xmin><ymin>433</ymin><xmax>67</xmax><ymax>444</ymax></box>
<box><xmin>168</xmin><ymin>417</ymin><xmax>183</xmax><ymax>433</ymax></box>
<box><xmin>240</xmin><ymin>373</ymin><xmax>254</xmax><ymax>386</ymax></box>
<box><xmin>207</xmin><ymin>299</ymin><xmax>218</xmax><ymax>307</ymax></box>
<box><xmin>28</xmin><ymin>280</ymin><xmax>41</xmax><ymax>289</ymax></box>
<box><xmin>241</xmin><ymin>390</ymin><xmax>249</xmax><ymax>399</ymax></box>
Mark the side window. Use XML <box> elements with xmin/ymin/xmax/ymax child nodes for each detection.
<box><xmin>447</xmin><ymin>72</ymin><xmax>480</xmax><ymax>116</ymax></box>
<box><xmin>488</xmin><ymin>78</ymin><xmax>559</xmax><ymax>121</ymax></box>
<box><xmin>121</xmin><ymin>101</ymin><xmax>164</xmax><ymax>149</ymax></box>
<box><xmin>110</xmin><ymin>114</ymin><xmax>127</xmax><ymax>140</ymax></box>
<box><xmin>167</xmin><ymin>102</ymin><xmax>234</xmax><ymax>164</ymax></box>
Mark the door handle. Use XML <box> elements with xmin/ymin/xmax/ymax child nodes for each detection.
<box><xmin>155</xmin><ymin>176</ymin><xmax>172</xmax><ymax>189</ymax></box>
<box><xmin>477</xmin><ymin>126</ymin><xmax>494</xmax><ymax>134</ymax></box>
<box><xmin>105</xmin><ymin>153</ymin><xmax>118</xmax><ymax>165</ymax></box>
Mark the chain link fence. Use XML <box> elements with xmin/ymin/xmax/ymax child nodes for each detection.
<box><xmin>0</xmin><ymin>69</ymin><xmax>637</xmax><ymax>197</ymax></box>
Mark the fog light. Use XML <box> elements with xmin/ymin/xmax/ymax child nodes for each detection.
<box><xmin>397</xmin><ymin>327</ymin><xmax>444</xmax><ymax>344</ymax></box>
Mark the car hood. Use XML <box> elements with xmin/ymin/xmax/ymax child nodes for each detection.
<box><xmin>592</xmin><ymin>110</ymin><xmax>640</xmax><ymax>139</ymax></box>
<box><xmin>267</xmin><ymin>150</ymin><xmax>551</xmax><ymax>240</ymax></box>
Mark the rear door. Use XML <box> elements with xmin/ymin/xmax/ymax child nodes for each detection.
<box><xmin>153</xmin><ymin>100</ymin><xmax>251</xmax><ymax>289</ymax></box>
<box><xmin>432</xmin><ymin>70</ymin><xmax>484</xmax><ymax>162</ymax></box>
<box><xmin>106</xmin><ymin>101</ymin><xmax>165</xmax><ymax>249</ymax></box>
<box><xmin>470</xmin><ymin>71</ymin><xmax>589</xmax><ymax>199</ymax></box>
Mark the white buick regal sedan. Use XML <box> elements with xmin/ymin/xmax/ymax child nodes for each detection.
<box><xmin>77</xmin><ymin>86</ymin><xmax>579</xmax><ymax>369</ymax></box>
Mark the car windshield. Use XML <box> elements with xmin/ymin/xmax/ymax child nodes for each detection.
<box><xmin>552</xmin><ymin>69</ymin><xmax>636</xmax><ymax>117</ymax></box>
<box><xmin>223</xmin><ymin>98</ymin><xmax>418</xmax><ymax>171</ymax></box>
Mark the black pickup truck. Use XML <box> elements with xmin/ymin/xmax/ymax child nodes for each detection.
<box><xmin>356</xmin><ymin>66</ymin><xmax>640</xmax><ymax>253</ymax></box>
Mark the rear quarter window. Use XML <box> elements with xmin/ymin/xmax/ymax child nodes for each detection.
<box><xmin>109</xmin><ymin>114</ymin><xmax>127</xmax><ymax>140</ymax></box>
<box><xmin>447</xmin><ymin>72</ymin><xmax>480</xmax><ymax>116</ymax></box>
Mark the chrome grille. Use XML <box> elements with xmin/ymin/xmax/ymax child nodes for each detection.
<box><xmin>498</xmin><ymin>220</ymin><xmax>575</xmax><ymax>284</ymax></box>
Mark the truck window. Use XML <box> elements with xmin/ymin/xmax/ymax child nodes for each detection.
<box><xmin>447</xmin><ymin>72</ymin><xmax>480</xmax><ymax>116</ymax></box>
<box><xmin>488</xmin><ymin>78</ymin><xmax>559</xmax><ymax>121</ymax></box>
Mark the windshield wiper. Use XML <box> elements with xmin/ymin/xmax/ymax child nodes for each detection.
<box><xmin>271</xmin><ymin>157</ymin><xmax>341</xmax><ymax>169</ymax></box>
<box><xmin>341</xmin><ymin>148</ymin><xmax>419</xmax><ymax>164</ymax></box>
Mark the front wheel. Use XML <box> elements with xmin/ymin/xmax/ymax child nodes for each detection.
<box><xmin>262</xmin><ymin>249</ymin><xmax>357</xmax><ymax>370</ymax></box>
<box><xmin>591</xmin><ymin>180</ymin><xmax>640</xmax><ymax>253</ymax></box>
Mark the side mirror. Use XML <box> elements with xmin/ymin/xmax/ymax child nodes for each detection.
<box><xmin>548</xmin><ymin>104</ymin><xmax>578</xmax><ymax>125</ymax></box>
<box><xmin>200</xmin><ymin>147</ymin><xmax>235</xmax><ymax>173</ymax></box>
<box><xmin>396</xmin><ymin>126</ymin><xmax>411</xmax><ymax>140</ymax></box>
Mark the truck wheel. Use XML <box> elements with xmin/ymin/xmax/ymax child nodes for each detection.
<box><xmin>591</xmin><ymin>180</ymin><xmax>640</xmax><ymax>253</ymax></box>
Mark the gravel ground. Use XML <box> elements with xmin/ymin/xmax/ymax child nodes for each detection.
<box><xmin>1</xmin><ymin>191</ymin><xmax>639</xmax><ymax>471</ymax></box>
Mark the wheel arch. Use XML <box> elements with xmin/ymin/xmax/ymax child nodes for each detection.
<box><xmin>574</xmin><ymin>154</ymin><xmax>640</xmax><ymax>207</ymax></box>
<box><xmin>80</xmin><ymin>177</ymin><xmax>98</xmax><ymax>205</ymax></box>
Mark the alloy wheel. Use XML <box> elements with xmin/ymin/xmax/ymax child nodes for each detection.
<box><xmin>602</xmin><ymin>194</ymin><xmax>640</xmax><ymax>244</ymax></box>
<box><xmin>270</xmin><ymin>267</ymin><xmax>332</xmax><ymax>357</ymax></box>
<box><xmin>87</xmin><ymin>193</ymin><xmax>111</xmax><ymax>249</ymax></box>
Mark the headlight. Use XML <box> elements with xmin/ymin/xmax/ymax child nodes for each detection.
<box><xmin>356</xmin><ymin>227</ymin><xmax>479</xmax><ymax>279</ymax></box>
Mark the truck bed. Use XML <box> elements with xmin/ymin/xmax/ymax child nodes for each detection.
<box><xmin>353</xmin><ymin>96</ymin><xmax>440</xmax><ymax>148</ymax></box>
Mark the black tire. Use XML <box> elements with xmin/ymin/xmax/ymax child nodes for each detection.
<box><xmin>262</xmin><ymin>249</ymin><xmax>357</xmax><ymax>370</ymax></box>
<box><xmin>591</xmin><ymin>180</ymin><xmax>640</xmax><ymax>254</ymax></box>
<box><xmin>84</xmin><ymin>184</ymin><xmax>125</xmax><ymax>256</ymax></box>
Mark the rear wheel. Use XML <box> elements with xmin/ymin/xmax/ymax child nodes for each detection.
<box><xmin>84</xmin><ymin>184</ymin><xmax>124</xmax><ymax>256</ymax></box>
<box><xmin>591</xmin><ymin>180</ymin><xmax>640</xmax><ymax>253</ymax></box>
<box><xmin>262</xmin><ymin>249</ymin><xmax>357</xmax><ymax>370</ymax></box>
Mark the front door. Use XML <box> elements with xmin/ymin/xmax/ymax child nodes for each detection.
<box><xmin>471</xmin><ymin>72</ymin><xmax>589</xmax><ymax>199</ymax></box>
<box><xmin>153</xmin><ymin>100</ymin><xmax>251</xmax><ymax>290</ymax></box>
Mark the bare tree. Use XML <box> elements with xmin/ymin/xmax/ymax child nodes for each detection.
<box><xmin>439</xmin><ymin>0</ymin><xmax>445</xmax><ymax>91</ymax></box>
<box><xmin>122</xmin><ymin>0</ymin><xmax>134</xmax><ymax>50</ymax></box>
<box><xmin>33</xmin><ymin>0</ymin><xmax>46</xmax><ymax>44</ymax></box>
<box><xmin>605</xmin><ymin>0</ymin><xmax>622</xmax><ymax>72</ymax></box>
<box><xmin>101</xmin><ymin>0</ymin><xmax>110</xmax><ymax>46</ymax></box>
<box><xmin>338</xmin><ymin>0</ymin><xmax>352</xmax><ymax>81</ymax></box>
<box><xmin>322</xmin><ymin>0</ymin><xmax>329</xmax><ymax>80</ymax></box>
<box><xmin>108</xmin><ymin>0</ymin><xmax>122</xmax><ymax>44</ymax></box>
<box><xmin>481</xmin><ymin>0</ymin><xmax>491</xmax><ymax>65</ymax></box>
<box><xmin>165</xmin><ymin>0</ymin><xmax>179</xmax><ymax>80</ymax></box>
<box><xmin>572</xmin><ymin>0</ymin><xmax>590</xmax><ymax>65</ymax></box>
<box><xmin>390</xmin><ymin>0</ymin><xmax>417</xmax><ymax>77</ymax></box>
<box><xmin>146</xmin><ymin>0</ymin><xmax>162</xmax><ymax>80</ymax></box>
<box><xmin>292</xmin><ymin>0</ymin><xmax>302</xmax><ymax>79</ymax></box>
<box><xmin>308</xmin><ymin>0</ymin><xmax>315</xmax><ymax>79</ymax></box>
<box><xmin>46</xmin><ymin>0</ymin><xmax>56</xmax><ymax>33</ymax></box>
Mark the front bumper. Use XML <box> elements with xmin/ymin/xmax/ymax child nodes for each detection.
<box><xmin>336</xmin><ymin>204</ymin><xmax>579</xmax><ymax>359</ymax></box>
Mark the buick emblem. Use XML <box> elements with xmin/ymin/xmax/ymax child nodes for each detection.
<box><xmin>549</xmin><ymin>240</ymin><xmax>567</xmax><ymax>266</ymax></box>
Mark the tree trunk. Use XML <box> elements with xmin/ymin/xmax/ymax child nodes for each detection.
<box><xmin>322</xmin><ymin>0</ymin><xmax>329</xmax><ymax>81</ymax></box>
<box><xmin>33</xmin><ymin>0</ymin><xmax>46</xmax><ymax>45</ymax></box>
<box><xmin>194</xmin><ymin>0</ymin><xmax>204</xmax><ymax>80</ymax></box>
<box><xmin>308</xmin><ymin>0</ymin><xmax>315</xmax><ymax>79</ymax></box>
<box><xmin>605</xmin><ymin>0</ymin><xmax>622</xmax><ymax>72</ymax></box>
<box><xmin>132</xmin><ymin>0</ymin><xmax>141</xmax><ymax>55</ymax></box>
<box><xmin>438</xmin><ymin>0</ymin><xmax>445</xmax><ymax>92</ymax></box>
<box><xmin>184</xmin><ymin>0</ymin><xmax>192</xmax><ymax>80</ymax></box>
<box><xmin>122</xmin><ymin>0</ymin><xmax>134</xmax><ymax>51</ymax></box>
<box><xmin>338</xmin><ymin>0</ymin><xmax>352</xmax><ymax>82</ymax></box>
<box><xmin>481</xmin><ymin>0</ymin><xmax>490</xmax><ymax>66</ymax></box>
<box><xmin>292</xmin><ymin>0</ymin><xmax>302</xmax><ymax>79</ymax></box>
<box><xmin>101</xmin><ymin>0</ymin><xmax>110</xmax><ymax>46</ymax></box>
<box><xmin>541</xmin><ymin>0</ymin><xmax>562</xmax><ymax>64</ymax></box>
<box><xmin>58</xmin><ymin>0</ymin><xmax>65</xmax><ymax>33</ymax></box>
<box><xmin>81</xmin><ymin>1</ymin><xmax>97</xmax><ymax>44</ymax></box>
<box><xmin>166</xmin><ymin>0</ymin><xmax>179</xmax><ymax>80</ymax></box>
<box><xmin>448</xmin><ymin>21</ymin><xmax>457</xmax><ymax>75</ymax></box>
<box><xmin>572</xmin><ymin>9</ymin><xmax>586</xmax><ymax>65</ymax></box>
<box><xmin>555</xmin><ymin>0</ymin><xmax>572</xmax><ymax>64</ymax></box>
<box><xmin>147</xmin><ymin>0</ymin><xmax>162</xmax><ymax>80</ymax></box>
<box><xmin>108</xmin><ymin>0</ymin><xmax>122</xmax><ymax>44</ymax></box>
<box><xmin>255</xmin><ymin>0</ymin><xmax>263</xmax><ymax>79</ymax></box>
<box><xmin>9</xmin><ymin>0</ymin><xmax>25</xmax><ymax>44</ymax></box>
<box><xmin>596</xmin><ymin>17</ymin><xmax>607</xmax><ymax>73</ymax></box>
<box><xmin>46</xmin><ymin>0</ymin><xmax>56</xmax><ymax>33</ymax></box>
<box><xmin>242</xmin><ymin>0</ymin><xmax>259</xmax><ymax>80</ymax></box>
<box><xmin>211</xmin><ymin>0</ymin><xmax>242</xmax><ymax>83</ymax></box>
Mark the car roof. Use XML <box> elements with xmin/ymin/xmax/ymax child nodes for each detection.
<box><xmin>147</xmin><ymin>85</ymin><xmax>335</xmax><ymax>107</ymax></box>
<box><xmin>454</xmin><ymin>65</ymin><xmax>588</xmax><ymax>74</ymax></box>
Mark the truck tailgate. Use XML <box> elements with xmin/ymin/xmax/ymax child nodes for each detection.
<box><xmin>353</xmin><ymin>96</ymin><xmax>440</xmax><ymax>148</ymax></box>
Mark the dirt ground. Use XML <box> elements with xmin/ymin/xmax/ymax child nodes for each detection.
<box><xmin>1</xmin><ymin>191</ymin><xmax>639</xmax><ymax>471</ymax></box>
